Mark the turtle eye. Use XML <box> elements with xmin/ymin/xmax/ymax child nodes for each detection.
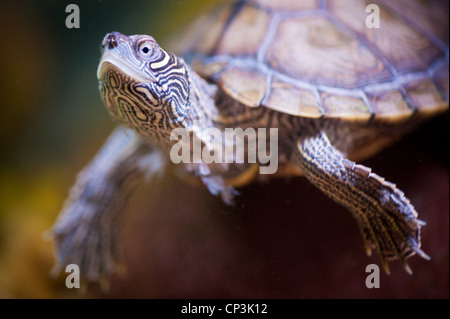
<box><xmin>137</xmin><ymin>40</ymin><xmax>157</xmax><ymax>60</ymax></box>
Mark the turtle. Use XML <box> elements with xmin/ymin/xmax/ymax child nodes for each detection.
<box><xmin>52</xmin><ymin>0</ymin><xmax>449</xmax><ymax>282</ymax></box>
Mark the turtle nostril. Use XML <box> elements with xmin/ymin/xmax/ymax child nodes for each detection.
<box><xmin>106</xmin><ymin>32</ymin><xmax>119</xmax><ymax>49</ymax></box>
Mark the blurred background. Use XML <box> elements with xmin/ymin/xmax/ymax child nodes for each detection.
<box><xmin>0</xmin><ymin>0</ymin><xmax>448</xmax><ymax>298</ymax></box>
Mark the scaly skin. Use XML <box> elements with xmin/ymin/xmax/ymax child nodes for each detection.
<box><xmin>52</xmin><ymin>32</ymin><xmax>430</xmax><ymax>282</ymax></box>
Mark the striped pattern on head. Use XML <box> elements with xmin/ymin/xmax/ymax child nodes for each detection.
<box><xmin>97</xmin><ymin>32</ymin><xmax>190</xmax><ymax>145</ymax></box>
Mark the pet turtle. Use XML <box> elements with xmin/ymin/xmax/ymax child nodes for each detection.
<box><xmin>53</xmin><ymin>0</ymin><xmax>449</xmax><ymax>281</ymax></box>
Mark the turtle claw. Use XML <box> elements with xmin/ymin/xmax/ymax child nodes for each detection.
<box><xmin>416</xmin><ymin>219</ymin><xmax>427</xmax><ymax>226</ymax></box>
<box><xmin>380</xmin><ymin>254</ymin><xmax>412</xmax><ymax>275</ymax></box>
<box><xmin>380</xmin><ymin>257</ymin><xmax>391</xmax><ymax>275</ymax></box>
<box><xmin>412</xmin><ymin>246</ymin><xmax>431</xmax><ymax>261</ymax></box>
<box><xmin>401</xmin><ymin>260</ymin><xmax>413</xmax><ymax>275</ymax></box>
<box><xmin>365</xmin><ymin>242</ymin><xmax>372</xmax><ymax>257</ymax></box>
<box><xmin>365</xmin><ymin>240</ymin><xmax>419</xmax><ymax>275</ymax></box>
<box><xmin>365</xmin><ymin>222</ymin><xmax>429</xmax><ymax>275</ymax></box>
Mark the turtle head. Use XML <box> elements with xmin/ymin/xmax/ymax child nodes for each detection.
<box><xmin>97</xmin><ymin>32</ymin><xmax>190</xmax><ymax>139</ymax></box>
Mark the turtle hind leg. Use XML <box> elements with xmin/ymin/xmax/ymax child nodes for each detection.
<box><xmin>295</xmin><ymin>132</ymin><xmax>429</xmax><ymax>274</ymax></box>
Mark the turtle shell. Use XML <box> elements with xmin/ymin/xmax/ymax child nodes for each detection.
<box><xmin>174</xmin><ymin>0</ymin><xmax>449</xmax><ymax>121</ymax></box>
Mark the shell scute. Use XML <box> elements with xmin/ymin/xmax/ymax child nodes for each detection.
<box><xmin>180</xmin><ymin>0</ymin><xmax>449</xmax><ymax>120</ymax></box>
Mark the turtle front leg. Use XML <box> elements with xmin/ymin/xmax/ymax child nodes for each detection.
<box><xmin>295</xmin><ymin>132</ymin><xmax>430</xmax><ymax>274</ymax></box>
<box><xmin>52</xmin><ymin>127</ymin><xmax>166</xmax><ymax>284</ymax></box>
